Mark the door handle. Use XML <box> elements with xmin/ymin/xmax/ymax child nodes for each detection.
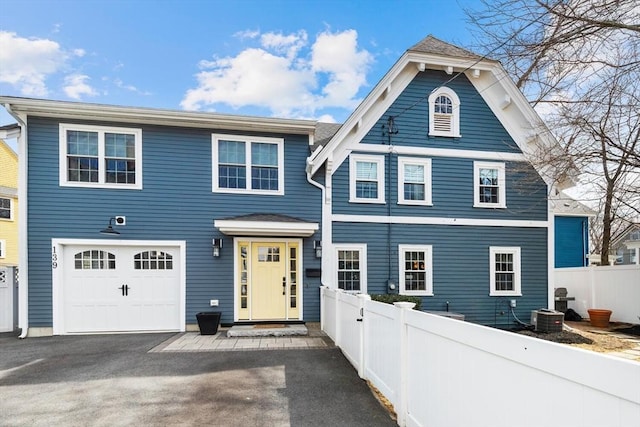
<box><xmin>118</xmin><ymin>284</ymin><xmax>130</xmax><ymax>296</ymax></box>
<box><xmin>282</xmin><ymin>276</ymin><xmax>286</xmax><ymax>295</ymax></box>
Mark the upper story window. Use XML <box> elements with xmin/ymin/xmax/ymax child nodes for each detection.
<box><xmin>428</xmin><ymin>87</ymin><xmax>461</xmax><ymax>137</ymax></box>
<box><xmin>335</xmin><ymin>244</ymin><xmax>367</xmax><ymax>293</ymax></box>
<box><xmin>349</xmin><ymin>154</ymin><xmax>385</xmax><ymax>204</ymax></box>
<box><xmin>474</xmin><ymin>161</ymin><xmax>506</xmax><ymax>208</ymax></box>
<box><xmin>489</xmin><ymin>246</ymin><xmax>521</xmax><ymax>296</ymax></box>
<box><xmin>399</xmin><ymin>244</ymin><xmax>433</xmax><ymax>296</ymax></box>
<box><xmin>0</xmin><ymin>240</ymin><xmax>5</xmax><ymax>258</ymax></box>
<box><xmin>0</xmin><ymin>198</ymin><xmax>12</xmax><ymax>220</ymax></box>
<box><xmin>398</xmin><ymin>157</ymin><xmax>432</xmax><ymax>205</ymax></box>
<box><xmin>59</xmin><ymin>124</ymin><xmax>143</xmax><ymax>189</ymax></box>
<box><xmin>212</xmin><ymin>134</ymin><xmax>284</xmax><ymax>195</ymax></box>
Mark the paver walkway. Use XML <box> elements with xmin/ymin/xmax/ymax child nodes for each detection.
<box><xmin>587</xmin><ymin>329</ymin><xmax>640</xmax><ymax>361</ymax></box>
<box><xmin>151</xmin><ymin>323</ymin><xmax>334</xmax><ymax>352</ymax></box>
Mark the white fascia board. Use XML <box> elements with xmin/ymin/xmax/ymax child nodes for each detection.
<box><xmin>0</xmin><ymin>97</ymin><xmax>317</xmax><ymax>135</ymax></box>
<box><xmin>308</xmin><ymin>53</ymin><xmax>503</xmax><ymax>176</ymax></box>
<box><xmin>0</xmin><ymin>125</ymin><xmax>21</xmax><ymax>139</ymax></box>
<box><xmin>215</xmin><ymin>220</ymin><xmax>319</xmax><ymax>237</ymax></box>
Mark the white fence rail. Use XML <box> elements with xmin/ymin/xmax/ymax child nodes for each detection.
<box><xmin>556</xmin><ymin>265</ymin><xmax>640</xmax><ymax>323</ymax></box>
<box><xmin>321</xmin><ymin>286</ymin><xmax>640</xmax><ymax>427</ymax></box>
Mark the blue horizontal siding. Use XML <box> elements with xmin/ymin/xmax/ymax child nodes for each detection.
<box><xmin>555</xmin><ymin>216</ymin><xmax>589</xmax><ymax>268</ymax></box>
<box><xmin>333</xmin><ymin>222</ymin><xmax>548</xmax><ymax>327</ymax></box>
<box><xmin>360</xmin><ymin>69</ymin><xmax>522</xmax><ymax>153</ymax></box>
<box><xmin>332</xmin><ymin>153</ymin><xmax>548</xmax><ymax>221</ymax></box>
<box><xmin>26</xmin><ymin>116</ymin><xmax>322</xmax><ymax>326</ymax></box>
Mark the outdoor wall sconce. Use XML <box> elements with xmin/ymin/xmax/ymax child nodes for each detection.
<box><xmin>100</xmin><ymin>217</ymin><xmax>124</xmax><ymax>235</ymax></box>
<box><xmin>212</xmin><ymin>238</ymin><xmax>223</xmax><ymax>257</ymax></box>
<box><xmin>314</xmin><ymin>240</ymin><xmax>322</xmax><ymax>259</ymax></box>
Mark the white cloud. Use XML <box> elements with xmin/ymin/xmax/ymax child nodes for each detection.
<box><xmin>181</xmin><ymin>29</ymin><xmax>373</xmax><ymax>119</ymax></box>
<box><xmin>311</xmin><ymin>30</ymin><xmax>374</xmax><ymax>108</ymax></box>
<box><xmin>114</xmin><ymin>78</ymin><xmax>151</xmax><ymax>96</ymax></box>
<box><xmin>234</xmin><ymin>29</ymin><xmax>260</xmax><ymax>40</ymax></box>
<box><xmin>0</xmin><ymin>31</ymin><xmax>68</xmax><ymax>96</ymax></box>
<box><xmin>73</xmin><ymin>48</ymin><xmax>86</xmax><ymax>57</ymax></box>
<box><xmin>63</xmin><ymin>74</ymin><xmax>98</xmax><ymax>99</ymax></box>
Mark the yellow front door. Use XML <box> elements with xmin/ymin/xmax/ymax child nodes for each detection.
<box><xmin>251</xmin><ymin>242</ymin><xmax>287</xmax><ymax>319</ymax></box>
<box><xmin>236</xmin><ymin>240</ymin><xmax>300</xmax><ymax>321</ymax></box>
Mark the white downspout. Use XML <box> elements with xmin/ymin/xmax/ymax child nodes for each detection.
<box><xmin>5</xmin><ymin>104</ymin><xmax>29</xmax><ymax>338</ymax></box>
<box><xmin>306</xmin><ymin>159</ymin><xmax>329</xmax><ymax>286</ymax></box>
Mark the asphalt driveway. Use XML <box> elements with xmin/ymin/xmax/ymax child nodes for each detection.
<box><xmin>0</xmin><ymin>333</ymin><xmax>395</xmax><ymax>426</ymax></box>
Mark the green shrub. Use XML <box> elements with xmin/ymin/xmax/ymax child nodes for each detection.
<box><xmin>370</xmin><ymin>294</ymin><xmax>422</xmax><ymax>310</ymax></box>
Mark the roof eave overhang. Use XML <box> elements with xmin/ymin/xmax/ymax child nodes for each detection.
<box><xmin>0</xmin><ymin>97</ymin><xmax>317</xmax><ymax>135</ymax></box>
<box><xmin>307</xmin><ymin>52</ymin><xmax>499</xmax><ymax>175</ymax></box>
<box><xmin>214</xmin><ymin>219</ymin><xmax>319</xmax><ymax>237</ymax></box>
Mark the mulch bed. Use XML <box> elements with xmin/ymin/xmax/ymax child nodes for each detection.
<box><xmin>517</xmin><ymin>329</ymin><xmax>593</xmax><ymax>344</ymax></box>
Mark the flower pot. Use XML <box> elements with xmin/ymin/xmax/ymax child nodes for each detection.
<box><xmin>587</xmin><ymin>309</ymin><xmax>612</xmax><ymax>328</ymax></box>
<box><xmin>196</xmin><ymin>311</ymin><xmax>221</xmax><ymax>335</ymax></box>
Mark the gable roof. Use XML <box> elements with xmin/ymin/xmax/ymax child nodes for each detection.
<box><xmin>409</xmin><ymin>35</ymin><xmax>482</xmax><ymax>60</ymax></box>
<box><xmin>551</xmin><ymin>191</ymin><xmax>597</xmax><ymax>217</ymax></box>
<box><xmin>306</xmin><ymin>35</ymin><xmax>577</xmax><ymax>190</ymax></box>
<box><xmin>611</xmin><ymin>222</ymin><xmax>640</xmax><ymax>247</ymax></box>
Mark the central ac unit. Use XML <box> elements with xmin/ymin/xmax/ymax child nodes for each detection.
<box><xmin>530</xmin><ymin>309</ymin><xmax>564</xmax><ymax>333</ymax></box>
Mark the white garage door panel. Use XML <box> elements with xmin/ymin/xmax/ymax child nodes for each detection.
<box><xmin>63</xmin><ymin>245</ymin><xmax>181</xmax><ymax>333</ymax></box>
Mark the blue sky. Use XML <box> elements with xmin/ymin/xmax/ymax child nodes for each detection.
<box><xmin>0</xmin><ymin>0</ymin><xmax>482</xmax><ymax>143</ymax></box>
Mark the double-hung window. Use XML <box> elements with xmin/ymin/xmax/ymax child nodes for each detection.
<box><xmin>212</xmin><ymin>134</ymin><xmax>284</xmax><ymax>195</ymax></box>
<box><xmin>59</xmin><ymin>124</ymin><xmax>143</xmax><ymax>189</ymax></box>
<box><xmin>0</xmin><ymin>197</ymin><xmax>12</xmax><ymax>220</ymax></box>
<box><xmin>399</xmin><ymin>244</ymin><xmax>433</xmax><ymax>296</ymax></box>
<box><xmin>349</xmin><ymin>154</ymin><xmax>385</xmax><ymax>203</ymax></box>
<box><xmin>489</xmin><ymin>246</ymin><xmax>521</xmax><ymax>296</ymax></box>
<box><xmin>335</xmin><ymin>244</ymin><xmax>367</xmax><ymax>293</ymax></box>
<box><xmin>428</xmin><ymin>87</ymin><xmax>461</xmax><ymax>137</ymax></box>
<box><xmin>398</xmin><ymin>157</ymin><xmax>432</xmax><ymax>205</ymax></box>
<box><xmin>474</xmin><ymin>161</ymin><xmax>506</xmax><ymax>208</ymax></box>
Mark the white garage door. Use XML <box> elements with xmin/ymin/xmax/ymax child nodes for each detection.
<box><xmin>62</xmin><ymin>245</ymin><xmax>181</xmax><ymax>333</ymax></box>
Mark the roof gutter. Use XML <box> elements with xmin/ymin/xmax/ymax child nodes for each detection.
<box><xmin>3</xmin><ymin>103</ymin><xmax>28</xmax><ymax>339</ymax></box>
<box><xmin>0</xmin><ymin>96</ymin><xmax>317</xmax><ymax>135</ymax></box>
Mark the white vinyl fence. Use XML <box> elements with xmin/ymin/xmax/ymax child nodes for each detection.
<box><xmin>556</xmin><ymin>265</ymin><xmax>640</xmax><ymax>323</ymax></box>
<box><xmin>321</xmin><ymin>287</ymin><xmax>640</xmax><ymax>427</ymax></box>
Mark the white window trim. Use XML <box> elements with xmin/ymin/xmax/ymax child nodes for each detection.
<box><xmin>489</xmin><ymin>246</ymin><xmax>521</xmax><ymax>296</ymax></box>
<box><xmin>0</xmin><ymin>197</ymin><xmax>13</xmax><ymax>221</ymax></box>
<box><xmin>474</xmin><ymin>161</ymin><xmax>506</xmax><ymax>208</ymax></box>
<box><xmin>334</xmin><ymin>243</ymin><xmax>367</xmax><ymax>294</ymax></box>
<box><xmin>349</xmin><ymin>154</ymin><xmax>385</xmax><ymax>204</ymax></box>
<box><xmin>0</xmin><ymin>239</ymin><xmax>5</xmax><ymax>258</ymax></box>
<box><xmin>59</xmin><ymin>123</ymin><xmax>143</xmax><ymax>189</ymax></box>
<box><xmin>399</xmin><ymin>244</ymin><xmax>433</xmax><ymax>296</ymax></box>
<box><xmin>398</xmin><ymin>157</ymin><xmax>432</xmax><ymax>206</ymax></box>
<box><xmin>212</xmin><ymin>133</ymin><xmax>285</xmax><ymax>195</ymax></box>
<box><xmin>428</xmin><ymin>87</ymin><xmax>461</xmax><ymax>137</ymax></box>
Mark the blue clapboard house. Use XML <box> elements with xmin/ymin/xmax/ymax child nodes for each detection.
<box><xmin>1</xmin><ymin>36</ymin><xmax>575</xmax><ymax>335</ymax></box>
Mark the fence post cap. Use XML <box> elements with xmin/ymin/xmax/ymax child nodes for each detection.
<box><xmin>393</xmin><ymin>301</ymin><xmax>416</xmax><ymax>309</ymax></box>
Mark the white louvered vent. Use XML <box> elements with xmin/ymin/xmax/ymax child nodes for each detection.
<box><xmin>433</xmin><ymin>113</ymin><xmax>452</xmax><ymax>133</ymax></box>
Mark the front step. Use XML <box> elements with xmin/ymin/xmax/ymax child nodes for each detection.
<box><xmin>226</xmin><ymin>324</ymin><xmax>308</xmax><ymax>337</ymax></box>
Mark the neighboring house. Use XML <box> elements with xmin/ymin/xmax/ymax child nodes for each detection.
<box><xmin>0</xmin><ymin>134</ymin><xmax>19</xmax><ymax>267</ymax></box>
<box><xmin>611</xmin><ymin>223</ymin><xmax>640</xmax><ymax>265</ymax></box>
<box><xmin>0</xmin><ymin>35</ymin><xmax>573</xmax><ymax>336</ymax></box>
<box><xmin>551</xmin><ymin>191</ymin><xmax>595</xmax><ymax>268</ymax></box>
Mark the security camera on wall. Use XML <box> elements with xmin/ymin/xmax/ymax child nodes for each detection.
<box><xmin>114</xmin><ymin>216</ymin><xmax>126</xmax><ymax>226</ymax></box>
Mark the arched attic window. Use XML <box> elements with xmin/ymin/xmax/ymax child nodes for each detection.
<box><xmin>428</xmin><ymin>87</ymin><xmax>461</xmax><ymax>137</ymax></box>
